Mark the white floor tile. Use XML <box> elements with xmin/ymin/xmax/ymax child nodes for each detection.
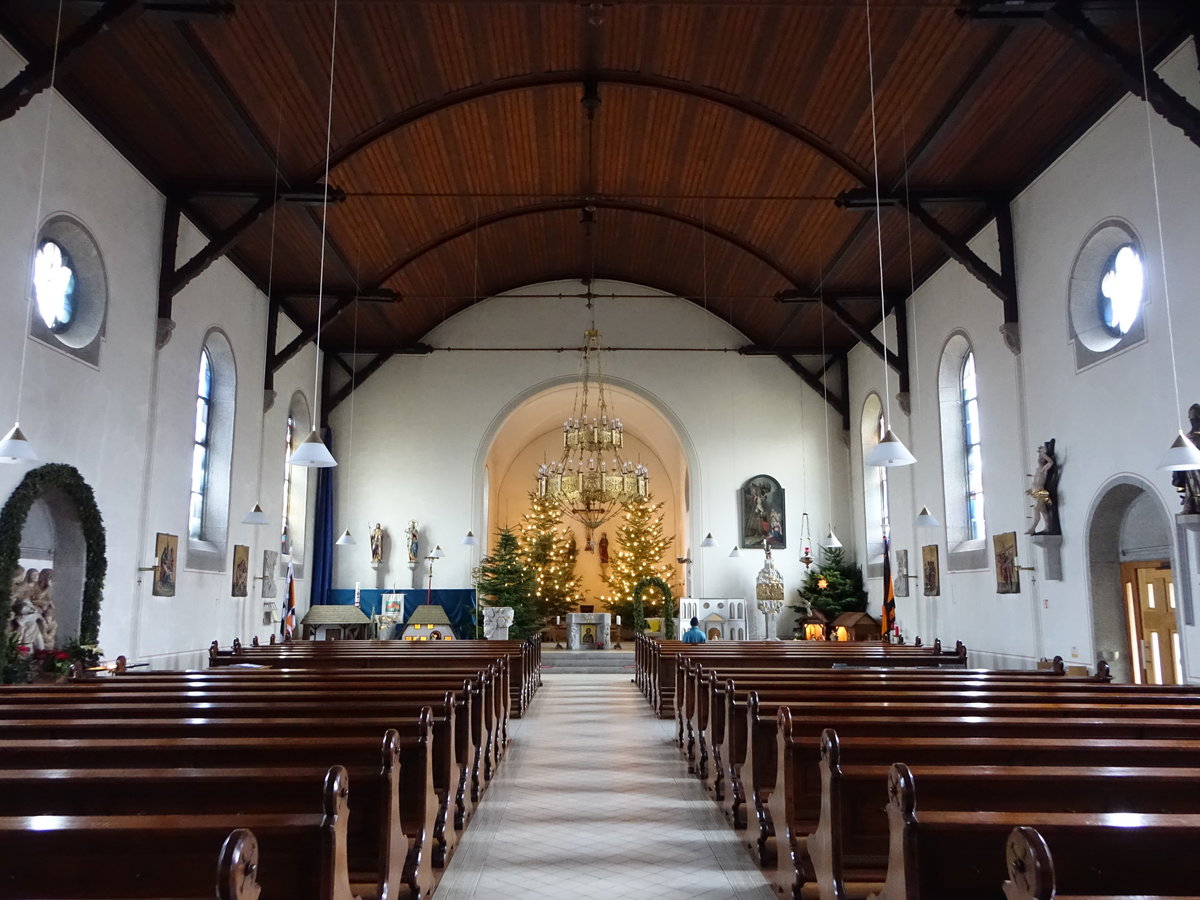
<box><xmin>434</xmin><ymin>673</ymin><xmax>776</xmax><ymax>899</ymax></box>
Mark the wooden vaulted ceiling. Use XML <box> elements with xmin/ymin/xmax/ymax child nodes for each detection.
<box><xmin>0</xmin><ymin>0</ymin><xmax>1192</xmax><ymax>379</ymax></box>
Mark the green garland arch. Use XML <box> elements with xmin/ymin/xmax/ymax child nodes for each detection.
<box><xmin>0</xmin><ymin>464</ymin><xmax>107</xmax><ymax>673</ymax></box>
<box><xmin>633</xmin><ymin>575</ymin><xmax>675</xmax><ymax>640</ymax></box>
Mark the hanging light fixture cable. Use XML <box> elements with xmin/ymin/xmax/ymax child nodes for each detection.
<box><xmin>290</xmin><ymin>0</ymin><xmax>341</xmax><ymax>468</ymax></box>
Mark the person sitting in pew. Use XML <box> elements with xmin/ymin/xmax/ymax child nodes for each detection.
<box><xmin>682</xmin><ymin>617</ymin><xmax>707</xmax><ymax>644</ymax></box>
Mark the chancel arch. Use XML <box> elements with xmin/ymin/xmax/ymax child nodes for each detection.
<box><xmin>477</xmin><ymin>376</ymin><xmax>693</xmax><ymax>609</ymax></box>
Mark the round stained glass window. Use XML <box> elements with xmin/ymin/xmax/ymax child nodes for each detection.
<box><xmin>1097</xmin><ymin>243</ymin><xmax>1143</xmax><ymax>338</ymax></box>
<box><xmin>33</xmin><ymin>239</ymin><xmax>77</xmax><ymax>333</ymax></box>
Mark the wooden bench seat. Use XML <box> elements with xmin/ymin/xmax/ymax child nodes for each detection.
<box><xmin>0</xmin><ymin>767</ymin><xmax>358</xmax><ymax>900</ymax></box>
<box><xmin>0</xmin><ymin>723</ymin><xmax>441</xmax><ymax>889</ymax></box>
<box><xmin>795</xmin><ymin>727</ymin><xmax>1200</xmax><ymax>900</ymax></box>
<box><xmin>870</xmin><ymin>764</ymin><xmax>1200</xmax><ymax>900</ymax></box>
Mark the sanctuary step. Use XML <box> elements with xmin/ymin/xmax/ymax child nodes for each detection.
<box><xmin>539</xmin><ymin>649</ymin><xmax>634</xmax><ymax>674</ymax></box>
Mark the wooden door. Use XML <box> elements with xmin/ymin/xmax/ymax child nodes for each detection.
<box><xmin>1122</xmin><ymin>561</ymin><xmax>1180</xmax><ymax>685</ymax></box>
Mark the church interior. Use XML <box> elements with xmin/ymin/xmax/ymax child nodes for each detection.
<box><xmin>4</xmin><ymin>1</ymin><xmax>1200</xmax><ymax>895</ymax></box>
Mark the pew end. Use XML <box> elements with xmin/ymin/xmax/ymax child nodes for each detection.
<box><xmin>218</xmin><ymin>828</ymin><xmax>263</xmax><ymax>900</ymax></box>
<box><xmin>1003</xmin><ymin>826</ymin><xmax>1053</xmax><ymax>900</ymax></box>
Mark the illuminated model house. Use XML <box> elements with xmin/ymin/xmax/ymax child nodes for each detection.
<box><xmin>400</xmin><ymin>605</ymin><xmax>457</xmax><ymax>641</ymax></box>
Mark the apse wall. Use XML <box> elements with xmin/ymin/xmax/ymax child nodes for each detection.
<box><xmin>330</xmin><ymin>281</ymin><xmax>851</xmax><ymax>636</ymax></box>
<box><xmin>0</xmin><ymin>38</ymin><xmax>319</xmax><ymax>669</ymax></box>
<box><xmin>847</xmin><ymin>40</ymin><xmax>1200</xmax><ymax>675</ymax></box>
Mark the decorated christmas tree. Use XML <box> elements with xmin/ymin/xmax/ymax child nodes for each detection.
<box><xmin>517</xmin><ymin>491</ymin><xmax>581</xmax><ymax>622</ymax></box>
<box><xmin>603</xmin><ymin>495</ymin><xmax>678</xmax><ymax>630</ymax></box>
<box><xmin>790</xmin><ymin>544</ymin><xmax>868</xmax><ymax>632</ymax></box>
<box><xmin>474</xmin><ymin>527</ymin><xmax>540</xmax><ymax>639</ymax></box>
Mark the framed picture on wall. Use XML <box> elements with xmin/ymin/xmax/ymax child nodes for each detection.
<box><xmin>152</xmin><ymin>533</ymin><xmax>177</xmax><ymax>597</ymax></box>
<box><xmin>894</xmin><ymin>549</ymin><xmax>910</xmax><ymax>598</ymax></box>
<box><xmin>261</xmin><ymin>550</ymin><xmax>279</xmax><ymax>599</ymax></box>
<box><xmin>232</xmin><ymin>544</ymin><xmax>249</xmax><ymax>597</ymax></box>
<box><xmin>922</xmin><ymin>544</ymin><xmax>940</xmax><ymax>597</ymax></box>
<box><xmin>740</xmin><ymin>474</ymin><xmax>786</xmax><ymax>550</ymax></box>
<box><xmin>994</xmin><ymin>531</ymin><xmax>1020</xmax><ymax>594</ymax></box>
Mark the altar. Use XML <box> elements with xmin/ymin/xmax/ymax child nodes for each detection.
<box><xmin>567</xmin><ymin>612</ymin><xmax>611</xmax><ymax>650</ymax></box>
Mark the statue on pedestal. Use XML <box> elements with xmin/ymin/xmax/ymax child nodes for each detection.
<box><xmin>1026</xmin><ymin>439</ymin><xmax>1061</xmax><ymax>535</ymax></box>
<box><xmin>1173</xmin><ymin>405</ymin><xmax>1200</xmax><ymax>515</ymax></box>
<box><xmin>405</xmin><ymin>520</ymin><xmax>419</xmax><ymax>566</ymax></box>
<box><xmin>370</xmin><ymin>523</ymin><xmax>384</xmax><ymax>565</ymax></box>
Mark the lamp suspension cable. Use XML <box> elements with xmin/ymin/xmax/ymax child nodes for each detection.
<box><xmin>2</xmin><ymin>0</ymin><xmax>65</xmax><ymax>462</ymax></box>
<box><xmin>335</xmin><ymin>282</ymin><xmax>360</xmax><ymax>547</ymax></box>
<box><xmin>290</xmin><ymin>0</ymin><xmax>341</xmax><ymax>468</ymax></box>
<box><xmin>863</xmin><ymin>0</ymin><xmax>915</xmax><ymax>469</ymax></box>
<box><xmin>818</xmin><ymin>250</ymin><xmax>841</xmax><ymax>550</ymax></box>
<box><xmin>1134</xmin><ymin>0</ymin><xmax>1200</xmax><ymax>470</ymax></box>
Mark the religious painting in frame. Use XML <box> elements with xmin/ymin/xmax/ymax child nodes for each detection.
<box><xmin>232</xmin><ymin>544</ymin><xmax>249</xmax><ymax>597</ymax></box>
<box><xmin>994</xmin><ymin>531</ymin><xmax>1020</xmax><ymax>594</ymax></box>
<box><xmin>921</xmin><ymin>544</ymin><xmax>940</xmax><ymax>597</ymax></box>
<box><xmin>152</xmin><ymin>532</ymin><xmax>177</xmax><ymax>597</ymax></box>
<box><xmin>740</xmin><ymin>474</ymin><xmax>786</xmax><ymax>550</ymax></box>
<box><xmin>261</xmin><ymin>550</ymin><xmax>279</xmax><ymax>599</ymax></box>
<box><xmin>894</xmin><ymin>548</ymin><xmax>910</xmax><ymax>598</ymax></box>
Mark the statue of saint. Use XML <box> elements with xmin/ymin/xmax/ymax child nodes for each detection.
<box><xmin>1026</xmin><ymin>439</ymin><xmax>1061</xmax><ymax>535</ymax></box>
<box><xmin>405</xmin><ymin>520</ymin><xmax>419</xmax><ymax>564</ymax></box>
<box><xmin>1173</xmin><ymin>404</ymin><xmax>1200</xmax><ymax>514</ymax></box>
<box><xmin>370</xmin><ymin>523</ymin><xmax>384</xmax><ymax>564</ymax></box>
<box><xmin>598</xmin><ymin>532</ymin><xmax>609</xmax><ymax>565</ymax></box>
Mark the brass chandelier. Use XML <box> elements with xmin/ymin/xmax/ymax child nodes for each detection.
<box><xmin>537</xmin><ymin>328</ymin><xmax>649</xmax><ymax>538</ymax></box>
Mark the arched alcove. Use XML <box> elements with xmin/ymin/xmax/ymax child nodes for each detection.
<box><xmin>1086</xmin><ymin>475</ymin><xmax>1177</xmax><ymax>683</ymax></box>
<box><xmin>1</xmin><ymin>464</ymin><xmax>106</xmax><ymax>675</ymax></box>
<box><xmin>476</xmin><ymin>376</ymin><xmax>693</xmax><ymax>608</ymax></box>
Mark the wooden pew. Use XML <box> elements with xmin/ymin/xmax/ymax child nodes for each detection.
<box><xmin>800</xmin><ymin>727</ymin><xmax>1200</xmax><ymax>900</ymax></box>
<box><xmin>0</xmin><ymin>725</ymin><xmax>440</xmax><ymax>893</ymax></box>
<box><xmin>0</xmin><ymin>766</ymin><xmax>359</xmax><ymax>900</ymax></box>
<box><xmin>869</xmin><ymin>763</ymin><xmax>1200</xmax><ymax>900</ymax></box>
<box><xmin>0</xmin><ymin>728</ymin><xmax>420</xmax><ymax>900</ymax></box>
<box><xmin>0</xmin><ymin>682</ymin><xmax>484</xmax><ymax>828</ymax></box>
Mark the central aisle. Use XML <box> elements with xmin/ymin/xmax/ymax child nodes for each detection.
<box><xmin>435</xmin><ymin>673</ymin><xmax>777</xmax><ymax>900</ymax></box>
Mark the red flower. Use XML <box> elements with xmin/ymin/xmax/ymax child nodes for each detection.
<box><xmin>17</xmin><ymin>645</ymin><xmax>32</xmax><ymax>655</ymax></box>
<box><xmin>54</xmin><ymin>651</ymin><xmax>69</xmax><ymax>661</ymax></box>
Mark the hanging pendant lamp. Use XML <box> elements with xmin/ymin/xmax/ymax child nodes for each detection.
<box><xmin>821</xmin><ymin>529</ymin><xmax>842</xmax><ymax>550</ymax></box>
<box><xmin>290</xmin><ymin>429</ymin><xmax>337</xmax><ymax>467</ymax></box>
<box><xmin>335</xmin><ymin>528</ymin><xmax>355</xmax><ymax>546</ymax></box>
<box><xmin>0</xmin><ymin>424</ymin><xmax>37</xmax><ymax>462</ymax></box>
<box><xmin>1159</xmin><ymin>431</ymin><xmax>1200</xmax><ymax>472</ymax></box>
<box><xmin>915</xmin><ymin>506</ymin><xmax>941</xmax><ymax>529</ymax></box>
<box><xmin>242</xmin><ymin>503</ymin><xmax>270</xmax><ymax>526</ymax></box>
<box><xmin>699</xmin><ymin>532</ymin><xmax>719</xmax><ymax>549</ymax></box>
<box><xmin>865</xmin><ymin>428</ymin><xmax>916</xmax><ymax>467</ymax></box>
<box><xmin>728</xmin><ymin>545</ymin><xmax>742</xmax><ymax>558</ymax></box>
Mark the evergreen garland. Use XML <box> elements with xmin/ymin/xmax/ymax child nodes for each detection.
<box><xmin>790</xmin><ymin>545</ymin><xmax>867</xmax><ymax>630</ymax></box>
<box><xmin>0</xmin><ymin>464</ymin><xmax>107</xmax><ymax>676</ymax></box>
<box><xmin>633</xmin><ymin>575</ymin><xmax>675</xmax><ymax>639</ymax></box>
<box><xmin>474</xmin><ymin>527</ymin><xmax>540</xmax><ymax>639</ymax></box>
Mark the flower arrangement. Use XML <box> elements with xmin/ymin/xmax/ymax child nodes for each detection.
<box><xmin>1</xmin><ymin>632</ymin><xmax>99</xmax><ymax>683</ymax></box>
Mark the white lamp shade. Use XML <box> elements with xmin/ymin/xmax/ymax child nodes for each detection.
<box><xmin>699</xmin><ymin>532</ymin><xmax>719</xmax><ymax>549</ymax></box>
<box><xmin>865</xmin><ymin>429</ymin><xmax>916</xmax><ymax>467</ymax></box>
<box><xmin>335</xmin><ymin>529</ymin><xmax>355</xmax><ymax>545</ymax></box>
<box><xmin>289</xmin><ymin>429</ymin><xmax>337</xmax><ymax>467</ymax></box>
<box><xmin>429</xmin><ymin>545</ymin><xmax>445</xmax><ymax>559</ymax></box>
<box><xmin>821</xmin><ymin>529</ymin><xmax>843</xmax><ymax>549</ymax></box>
<box><xmin>728</xmin><ymin>545</ymin><xmax>742</xmax><ymax>558</ymax></box>
<box><xmin>915</xmin><ymin>506</ymin><xmax>941</xmax><ymax>528</ymax></box>
<box><xmin>0</xmin><ymin>423</ymin><xmax>37</xmax><ymax>462</ymax></box>
<box><xmin>1159</xmin><ymin>431</ymin><xmax>1200</xmax><ymax>471</ymax></box>
<box><xmin>462</xmin><ymin>531</ymin><xmax>479</xmax><ymax>546</ymax></box>
<box><xmin>242</xmin><ymin>503</ymin><xmax>270</xmax><ymax>526</ymax></box>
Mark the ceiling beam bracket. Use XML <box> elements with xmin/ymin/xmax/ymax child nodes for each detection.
<box><xmin>326</xmin><ymin>353</ymin><xmax>395</xmax><ymax>415</ymax></box>
<box><xmin>270</xmin><ymin>295</ymin><xmax>356</xmax><ymax>374</ymax></box>
<box><xmin>738</xmin><ymin>348</ymin><xmax>847</xmax><ymax>422</ymax></box>
<box><xmin>1042</xmin><ymin>3</ymin><xmax>1200</xmax><ymax>154</ymax></box>
<box><xmin>0</xmin><ymin>0</ymin><xmax>141</xmax><ymax>124</ymax></box>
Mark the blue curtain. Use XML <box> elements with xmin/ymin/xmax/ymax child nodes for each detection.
<box><xmin>310</xmin><ymin>425</ymin><xmax>335</xmax><ymax>605</ymax></box>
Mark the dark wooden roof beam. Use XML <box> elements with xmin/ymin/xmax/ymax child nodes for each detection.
<box><xmin>776</xmin><ymin>288</ymin><xmax>904</xmax><ymax>305</ymax></box>
<box><xmin>270</xmin><ymin>295</ymin><xmax>355</xmax><ymax>374</ymax></box>
<box><xmin>738</xmin><ymin>348</ymin><xmax>847</xmax><ymax>421</ymax></box>
<box><xmin>180</xmin><ymin>183</ymin><xmax>347</xmax><ymax>205</ymax></box>
<box><xmin>326</xmin><ymin>353</ymin><xmax>395</xmax><ymax>415</ymax></box>
<box><xmin>1043</xmin><ymin>3</ymin><xmax>1200</xmax><ymax>154</ymax></box>
<box><xmin>822</xmin><ymin>298</ymin><xmax>905</xmax><ymax>376</ymax></box>
<box><xmin>835</xmin><ymin>188</ymin><xmax>1003</xmax><ymax>208</ymax></box>
<box><xmin>0</xmin><ymin>0</ymin><xmax>141</xmax><ymax>124</ymax></box>
<box><xmin>279</xmin><ymin>289</ymin><xmax>400</xmax><ymax>305</ymax></box>
<box><xmin>165</xmin><ymin>195</ymin><xmax>275</xmax><ymax>298</ymax></box>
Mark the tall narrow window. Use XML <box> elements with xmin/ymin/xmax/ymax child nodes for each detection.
<box><xmin>282</xmin><ymin>407</ymin><xmax>296</xmax><ymax>557</ymax></box>
<box><xmin>186</xmin><ymin>330</ymin><xmax>236</xmax><ymax>572</ymax></box>
<box><xmin>877</xmin><ymin>409</ymin><xmax>890</xmax><ymax>539</ymax></box>
<box><xmin>961</xmin><ymin>351</ymin><xmax>984</xmax><ymax>540</ymax></box>
<box><xmin>189</xmin><ymin>349</ymin><xmax>213</xmax><ymax>540</ymax></box>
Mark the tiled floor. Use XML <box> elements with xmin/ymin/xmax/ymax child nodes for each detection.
<box><xmin>434</xmin><ymin>673</ymin><xmax>777</xmax><ymax>899</ymax></box>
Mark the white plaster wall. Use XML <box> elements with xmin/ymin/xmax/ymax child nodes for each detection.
<box><xmin>0</xmin><ymin>38</ymin><xmax>318</xmax><ymax>668</ymax></box>
<box><xmin>329</xmin><ymin>279</ymin><xmax>852</xmax><ymax>637</ymax></box>
<box><xmin>847</xmin><ymin>40</ymin><xmax>1200</xmax><ymax>674</ymax></box>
